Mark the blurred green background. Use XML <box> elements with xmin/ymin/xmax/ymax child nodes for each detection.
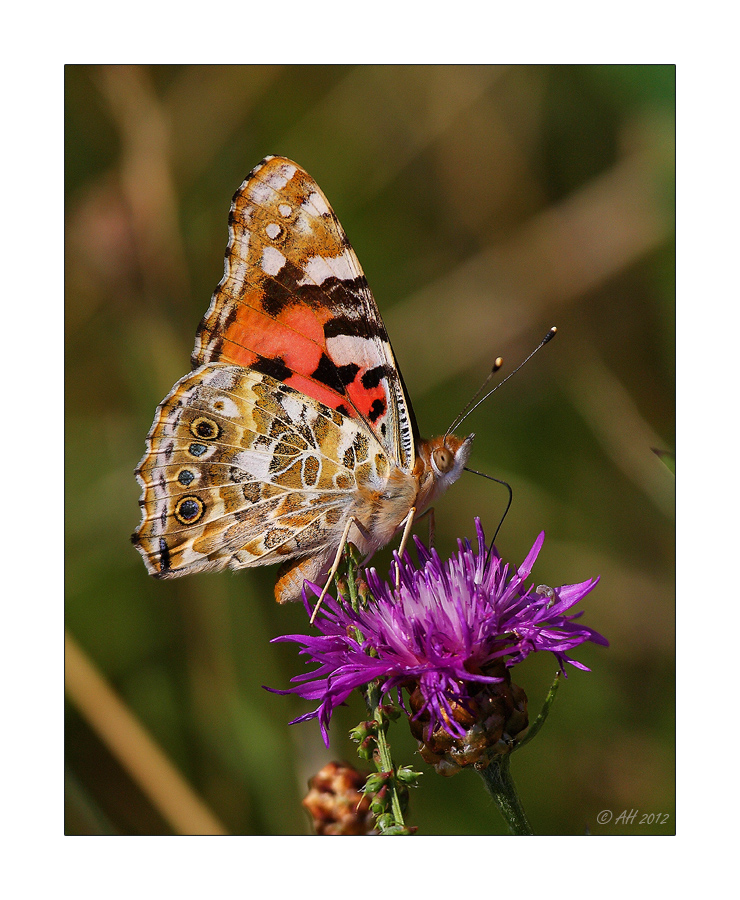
<box><xmin>65</xmin><ymin>64</ymin><xmax>675</xmax><ymax>836</ymax></box>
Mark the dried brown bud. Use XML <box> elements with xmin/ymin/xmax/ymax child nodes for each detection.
<box><xmin>407</xmin><ymin>661</ymin><xmax>529</xmax><ymax>776</ymax></box>
<box><xmin>302</xmin><ymin>762</ymin><xmax>376</xmax><ymax>835</ymax></box>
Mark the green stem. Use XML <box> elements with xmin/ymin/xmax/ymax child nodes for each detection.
<box><xmin>367</xmin><ymin>682</ymin><xmax>406</xmax><ymax>828</ymax></box>
<box><xmin>477</xmin><ymin>673</ymin><xmax>559</xmax><ymax>834</ymax></box>
<box><xmin>342</xmin><ymin>546</ymin><xmax>406</xmax><ymax>831</ymax></box>
<box><xmin>516</xmin><ymin>672</ymin><xmax>559</xmax><ymax>750</ymax></box>
<box><xmin>478</xmin><ymin>755</ymin><xmax>533</xmax><ymax>835</ymax></box>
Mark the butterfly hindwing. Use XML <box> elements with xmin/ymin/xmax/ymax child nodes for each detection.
<box><xmin>133</xmin><ymin>364</ymin><xmax>391</xmax><ymax>578</ymax></box>
<box><xmin>191</xmin><ymin>156</ymin><xmax>416</xmax><ymax>471</ymax></box>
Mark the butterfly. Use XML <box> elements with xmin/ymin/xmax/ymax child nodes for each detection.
<box><xmin>133</xmin><ymin>156</ymin><xmax>474</xmax><ymax>603</ymax></box>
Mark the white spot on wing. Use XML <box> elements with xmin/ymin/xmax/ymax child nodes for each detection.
<box><xmin>250</xmin><ymin>182</ymin><xmax>272</xmax><ymax>204</ymax></box>
<box><xmin>336</xmin><ymin>427</ymin><xmax>358</xmax><ymax>463</ymax></box>
<box><xmin>303</xmin><ymin>190</ymin><xmax>330</xmax><ymax>216</ymax></box>
<box><xmin>251</xmin><ymin>164</ymin><xmax>297</xmax><ymax>205</ymax></box>
<box><xmin>203</xmin><ymin>368</ymin><xmax>239</xmax><ymax>391</ymax></box>
<box><xmin>298</xmin><ymin>248</ymin><xmax>357</xmax><ymax>286</ymax></box>
<box><xmin>265</xmin><ymin>222</ymin><xmax>281</xmax><ymax>240</ymax></box>
<box><xmin>228</xmin><ymin>225</ymin><xmax>249</xmax><ymax>285</ymax></box>
<box><xmin>210</xmin><ymin>396</ymin><xmax>239</xmax><ymax>418</ymax></box>
<box><xmin>261</xmin><ymin>246</ymin><xmax>286</xmax><ymax>276</ymax></box>
<box><xmin>232</xmin><ymin>449</ymin><xmax>272</xmax><ymax>481</ymax></box>
<box><xmin>280</xmin><ymin>394</ymin><xmax>309</xmax><ymax>424</ymax></box>
<box><xmin>326</xmin><ymin>333</ymin><xmax>379</xmax><ymax>369</ymax></box>
<box><xmin>266</xmin><ymin>164</ymin><xmax>296</xmax><ymax>190</ymax></box>
<box><xmin>279</xmin><ymin>204</ymin><xmax>292</xmax><ymax>217</ymax></box>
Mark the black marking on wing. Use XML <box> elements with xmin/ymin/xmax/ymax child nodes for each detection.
<box><xmin>157</xmin><ymin>537</ymin><xmax>171</xmax><ymax>574</ymax></box>
<box><xmin>361</xmin><ymin>364</ymin><xmax>394</xmax><ymax>390</ymax></box>
<box><xmin>368</xmin><ymin>399</ymin><xmax>386</xmax><ymax>423</ymax></box>
<box><xmin>260</xmin><ymin>260</ymin><xmax>317</xmax><ymax>316</ymax></box>
<box><xmin>324</xmin><ymin>314</ymin><xmax>387</xmax><ymax>342</ymax></box>
<box><xmin>250</xmin><ymin>355</ymin><xmax>292</xmax><ymax>382</ymax></box>
<box><xmin>260</xmin><ymin>259</ymin><xmax>370</xmax><ymax>320</ymax></box>
<box><xmin>312</xmin><ymin>352</ymin><xmax>361</xmax><ymax>394</ymax></box>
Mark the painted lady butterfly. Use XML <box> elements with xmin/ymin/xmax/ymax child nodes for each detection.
<box><xmin>133</xmin><ymin>156</ymin><xmax>474</xmax><ymax>603</ymax></box>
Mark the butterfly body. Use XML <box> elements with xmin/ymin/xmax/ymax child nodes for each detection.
<box><xmin>134</xmin><ymin>157</ymin><xmax>473</xmax><ymax>602</ymax></box>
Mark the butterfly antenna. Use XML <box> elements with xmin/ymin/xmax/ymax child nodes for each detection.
<box><xmin>447</xmin><ymin>327</ymin><xmax>557</xmax><ymax>436</ymax></box>
<box><xmin>463</xmin><ymin>468</ymin><xmax>512</xmax><ymax>551</ymax></box>
<box><xmin>445</xmin><ymin>357</ymin><xmax>504</xmax><ymax>439</ymax></box>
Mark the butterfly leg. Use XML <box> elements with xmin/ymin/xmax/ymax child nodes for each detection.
<box><xmin>396</xmin><ymin>507</ymin><xmax>417</xmax><ymax>558</ymax></box>
<box><xmin>413</xmin><ymin>506</ymin><xmax>436</xmax><ymax>548</ymax></box>
<box><xmin>392</xmin><ymin>507</ymin><xmax>419</xmax><ymax>589</ymax></box>
<box><xmin>309</xmin><ymin>515</ymin><xmax>372</xmax><ymax>623</ymax></box>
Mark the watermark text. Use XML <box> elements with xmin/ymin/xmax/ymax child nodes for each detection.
<box><xmin>596</xmin><ymin>809</ymin><xmax>670</xmax><ymax>826</ymax></box>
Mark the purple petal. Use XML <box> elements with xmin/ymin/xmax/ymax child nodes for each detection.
<box><xmin>517</xmin><ymin>531</ymin><xmax>545</xmax><ymax>579</ymax></box>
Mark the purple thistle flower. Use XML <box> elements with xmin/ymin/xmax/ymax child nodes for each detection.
<box><xmin>269</xmin><ymin>519</ymin><xmax>607</xmax><ymax>748</ymax></box>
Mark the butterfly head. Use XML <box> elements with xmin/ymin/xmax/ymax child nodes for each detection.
<box><xmin>415</xmin><ymin>433</ymin><xmax>475</xmax><ymax>512</ymax></box>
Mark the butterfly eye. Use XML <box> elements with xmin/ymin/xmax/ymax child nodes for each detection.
<box><xmin>432</xmin><ymin>446</ymin><xmax>454</xmax><ymax>474</ymax></box>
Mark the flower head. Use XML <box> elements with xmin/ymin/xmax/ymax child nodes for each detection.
<box><xmin>302</xmin><ymin>762</ymin><xmax>376</xmax><ymax>836</ymax></box>
<box><xmin>270</xmin><ymin>519</ymin><xmax>607</xmax><ymax>749</ymax></box>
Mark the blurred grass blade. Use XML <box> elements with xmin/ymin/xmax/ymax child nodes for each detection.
<box><xmin>652</xmin><ymin>447</ymin><xmax>676</xmax><ymax>475</ymax></box>
<box><xmin>65</xmin><ymin>630</ymin><xmax>227</xmax><ymax>835</ymax></box>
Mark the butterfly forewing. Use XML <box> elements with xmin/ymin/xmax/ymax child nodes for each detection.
<box><xmin>191</xmin><ymin>156</ymin><xmax>415</xmax><ymax>471</ymax></box>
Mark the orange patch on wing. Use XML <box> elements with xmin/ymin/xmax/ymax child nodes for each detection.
<box><xmin>279</xmin><ymin>306</ymin><xmax>331</xmax><ymax>374</ymax></box>
<box><xmin>219</xmin><ymin>296</ymin><xmax>338</xmax><ymax>380</ymax></box>
<box><xmin>347</xmin><ymin>379</ymin><xmax>387</xmax><ymax>421</ymax></box>
<box><xmin>280</xmin><ymin>304</ymin><xmax>333</xmax><ymax>343</ymax></box>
